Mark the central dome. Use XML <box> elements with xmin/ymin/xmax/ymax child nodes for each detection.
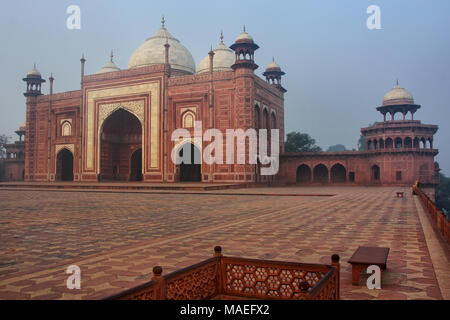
<box><xmin>382</xmin><ymin>82</ymin><xmax>414</xmax><ymax>106</ymax></box>
<box><xmin>128</xmin><ymin>18</ymin><xmax>195</xmax><ymax>74</ymax></box>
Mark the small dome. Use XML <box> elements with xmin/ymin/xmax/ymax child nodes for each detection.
<box><xmin>265</xmin><ymin>58</ymin><xmax>281</xmax><ymax>72</ymax></box>
<box><xmin>27</xmin><ymin>64</ymin><xmax>41</xmax><ymax>77</ymax></box>
<box><xmin>128</xmin><ymin>17</ymin><xmax>195</xmax><ymax>74</ymax></box>
<box><xmin>197</xmin><ymin>33</ymin><xmax>235</xmax><ymax>74</ymax></box>
<box><xmin>235</xmin><ymin>29</ymin><xmax>254</xmax><ymax>44</ymax></box>
<box><xmin>96</xmin><ymin>51</ymin><xmax>120</xmax><ymax>74</ymax></box>
<box><xmin>382</xmin><ymin>81</ymin><xmax>414</xmax><ymax>106</ymax></box>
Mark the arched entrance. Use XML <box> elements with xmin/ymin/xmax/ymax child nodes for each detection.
<box><xmin>372</xmin><ymin>165</ymin><xmax>380</xmax><ymax>181</ymax></box>
<box><xmin>100</xmin><ymin>109</ymin><xmax>142</xmax><ymax>181</ymax></box>
<box><xmin>296</xmin><ymin>164</ymin><xmax>311</xmax><ymax>184</ymax></box>
<box><xmin>331</xmin><ymin>164</ymin><xmax>346</xmax><ymax>183</ymax></box>
<box><xmin>130</xmin><ymin>148</ymin><xmax>142</xmax><ymax>181</ymax></box>
<box><xmin>56</xmin><ymin>148</ymin><xmax>73</xmax><ymax>181</ymax></box>
<box><xmin>313</xmin><ymin>164</ymin><xmax>328</xmax><ymax>184</ymax></box>
<box><xmin>178</xmin><ymin>143</ymin><xmax>201</xmax><ymax>182</ymax></box>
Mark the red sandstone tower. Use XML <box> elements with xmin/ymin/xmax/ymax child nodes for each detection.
<box><xmin>361</xmin><ymin>82</ymin><xmax>439</xmax><ymax>185</ymax></box>
<box><xmin>22</xmin><ymin>65</ymin><xmax>45</xmax><ymax>181</ymax></box>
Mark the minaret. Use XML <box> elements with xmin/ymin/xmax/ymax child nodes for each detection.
<box><xmin>229</xmin><ymin>27</ymin><xmax>260</xmax><ymax>183</ymax></box>
<box><xmin>263</xmin><ymin>57</ymin><xmax>286</xmax><ymax>93</ymax></box>
<box><xmin>23</xmin><ymin>64</ymin><xmax>46</xmax><ymax>97</ymax></box>
<box><xmin>80</xmin><ymin>54</ymin><xmax>86</xmax><ymax>89</ymax></box>
<box><xmin>23</xmin><ymin>64</ymin><xmax>45</xmax><ymax>181</ymax></box>
<box><xmin>229</xmin><ymin>26</ymin><xmax>259</xmax><ymax>71</ymax></box>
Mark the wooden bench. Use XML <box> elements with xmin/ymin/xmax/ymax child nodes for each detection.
<box><xmin>348</xmin><ymin>246</ymin><xmax>390</xmax><ymax>286</ymax></box>
<box><xmin>396</xmin><ymin>192</ymin><xmax>404</xmax><ymax>198</ymax></box>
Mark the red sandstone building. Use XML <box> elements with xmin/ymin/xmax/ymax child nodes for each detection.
<box><xmin>16</xmin><ymin>20</ymin><xmax>439</xmax><ymax>186</ymax></box>
<box><xmin>278</xmin><ymin>82</ymin><xmax>440</xmax><ymax>186</ymax></box>
<box><xmin>0</xmin><ymin>124</ymin><xmax>26</xmax><ymax>181</ymax></box>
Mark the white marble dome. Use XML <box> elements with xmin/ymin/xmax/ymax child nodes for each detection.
<box><xmin>96</xmin><ymin>51</ymin><xmax>120</xmax><ymax>74</ymax></box>
<box><xmin>27</xmin><ymin>64</ymin><xmax>41</xmax><ymax>77</ymax></box>
<box><xmin>382</xmin><ymin>82</ymin><xmax>414</xmax><ymax>106</ymax></box>
<box><xmin>235</xmin><ymin>30</ymin><xmax>254</xmax><ymax>44</ymax></box>
<box><xmin>265</xmin><ymin>58</ymin><xmax>281</xmax><ymax>71</ymax></box>
<box><xmin>197</xmin><ymin>34</ymin><xmax>235</xmax><ymax>74</ymax></box>
<box><xmin>128</xmin><ymin>19</ymin><xmax>195</xmax><ymax>74</ymax></box>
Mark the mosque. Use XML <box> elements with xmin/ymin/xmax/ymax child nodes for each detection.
<box><xmin>1</xmin><ymin>18</ymin><xmax>440</xmax><ymax>187</ymax></box>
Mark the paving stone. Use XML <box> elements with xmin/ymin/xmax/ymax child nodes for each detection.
<box><xmin>0</xmin><ymin>186</ymin><xmax>447</xmax><ymax>300</ymax></box>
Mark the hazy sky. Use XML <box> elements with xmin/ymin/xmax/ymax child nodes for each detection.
<box><xmin>0</xmin><ymin>0</ymin><xmax>449</xmax><ymax>174</ymax></box>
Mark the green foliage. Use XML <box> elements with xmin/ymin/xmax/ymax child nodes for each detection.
<box><xmin>284</xmin><ymin>132</ymin><xmax>322</xmax><ymax>152</ymax></box>
<box><xmin>358</xmin><ymin>123</ymin><xmax>377</xmax><ymax>151</ymax></box>
<box><xmin>357</xmin><ymin>134</ymin><xmax>366</xmax><ymax>151</ymax></box>
<box><xmin>327</xmin><ymin>144</ymin><xmax>347</xmax><ymax>152</ymax></box>
<box><xmin>436</xmin><ymin>173</ymin><xmax>450</xmax><ymax>218</ymax></box>
<box><xmin>0</xmin><ymin>134</ymin><xmax>10</xmax><ymax>159</ymax></box>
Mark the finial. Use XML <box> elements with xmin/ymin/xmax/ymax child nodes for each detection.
<box><xmin>220</xmin><ymin>31</ymin><xmax>224</xmax><ymax>44</ymax></box>
<box><xmin>110</xmin><ymin>50</ymin><xmax>114</xmax><ymax>62</ymax></box>
<box><xmin>243</xmin><ymin>25</ymin><xmax>246</xmax><ymax>32</ymax></box>
<box><xmin>33</xmin><ymin>63</ymin><xmax>37</xmax><ymax>69</ymax></box>
<box><xmin>396</xmin><ymin>79</ymin><xmax>399</xmax><ymax>87</ymax></box>
<box><xmin>272</xmin><ymin>56</ymin><xmax>275</xmax><ymax>62</ymax></box>
<box><xmin>161</xmin><ymin>15</ymin><xmax>165</xmax><ymax>28</ymax></box>
<box><xmin>50</xmin><ymin>72</ymin><xmax>54</xmax><ymax>79</ymax></box>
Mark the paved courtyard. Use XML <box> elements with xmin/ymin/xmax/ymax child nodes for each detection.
<box><xmin>0</xmin><ymin>185</ymin><xmax>448</xmax><ymax>299</ymax></box>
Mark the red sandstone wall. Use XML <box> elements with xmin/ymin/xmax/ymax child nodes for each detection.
<box><xmin>2</xmin><ymin>161</ymin><xmax>24</xmax><ymax>181</ymax></box>
<box><xmin>278</xmin><ymin>150</ymin><xmax>437</xmax><ymax>186</ymax></box>
<box><xmin>25</xmin><ymin>90</ymin><xmax>82</xmax><ymax>181</ymax></box>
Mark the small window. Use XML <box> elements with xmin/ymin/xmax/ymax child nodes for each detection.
<box><xmin>349</xmin><ymin>172</ymin><xmax>355</xmax><ymax>182</ymax></box>
<box><xmin>61</xmin><ymin>121</ymin><xmax>72</xmax><ymax>136</ymax></box>
<box><xmin>182</xmin><ymin>112</ymin><xmax>195</xmax><ymax>128</ymax></box>
<box><xmin>396</xmin><ymin>171</ymin><xmax>402</xmax><ymax>181</ymax></box>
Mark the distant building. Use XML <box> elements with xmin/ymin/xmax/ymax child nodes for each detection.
<box><xmin>0</xmin><ymin>124</ymin><xmax>25</xmax><ymax>181</ymax></box>
<box><xmin>278</xmin><ymin>82</ymin><xmax>439</xmax><ymax>187</ymax></box>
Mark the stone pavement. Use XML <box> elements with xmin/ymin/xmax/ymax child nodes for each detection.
<box><xmin>0</xmin><ymin>186</ymin><xmax>448</xmax><ymax>300</ymax></box>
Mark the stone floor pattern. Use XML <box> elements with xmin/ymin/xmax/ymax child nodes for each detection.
<box><xmin>0</xmin><ymin>186</ymin><xmax>448</xmax><ymax>300</ymax></box>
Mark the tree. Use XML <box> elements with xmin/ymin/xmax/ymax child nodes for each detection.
<box><xmin>358</xmin><ymin>122</ymin><xmax>378</xmax><ymax>151</ymax></box>
<box><xmin>0</xmin><ymin>134</ymin><xmax>9</xmax><ymax>159</ymax></box>
<box><xmin>327</xmin><ymin>144</ymin><xmax>347</xmax><ymax>152</ymax></box>
<box><xmin>357</xmin><ymin>134</ymin><xmax>366</xmax><ymax>151</ymax></box>
<box><xmin>284</xmin><ymin>132</ymin><xmax>322</xmax><ymax>152</ymax></box>
<box><xmin>436</xmin><ymin>173</ymin><xmax>450</xmax><ymax>218</ymax></box>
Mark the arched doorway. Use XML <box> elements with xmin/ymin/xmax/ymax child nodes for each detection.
<box><xmin>331</xmin><ymin>164</ymin><xmax>346</xmax><ymax>183</ymax></box>
<box><xmin>296</xmin><ymin>164</ymin><xmax>311</xmax><ymax>184</ymax></box>
<box><xmin>313</xmin><ymin>164</ymin><xmax>328</xmax><ymax>184</ymax></box>
<box><xmin>100</xmin><ymin>109</ymin><xmax>142</xmax><ymax>181</ymax></box>
<box><xmin>178</xmin><ymin>143</ymin><xmax>201</xmax><ymax>182</ymax></box>
<box><xmin>130</xmin><ymin>148</ymin><xmax>142</xmax><ymax>181</ymax></box>
<box><xmin>372</xmin><ymin>165</ymin><xmax>380</xmax><ymax>181</ymax></box>
<box><xmin>56</xmin><ymin>148</ymin><xmax>73</xmax><ymax>181</ymax></box>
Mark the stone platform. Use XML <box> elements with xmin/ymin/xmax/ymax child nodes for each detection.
<box><xmin>0</xmin><ymin>181</ymin><xmax>248</xmax><ymax>191</ymax></box>
<box><xmin>0</xmin><ymin>186</ymin><xmax>448</xmax><ymax>300</ymax></box>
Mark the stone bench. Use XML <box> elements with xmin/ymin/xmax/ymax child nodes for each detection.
<box><xmin>348</xmin><ymin>246</ymin><xmax>390</xmax><ymax>286</ymax></box>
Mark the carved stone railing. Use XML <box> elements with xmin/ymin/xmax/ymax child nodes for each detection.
<box><xmin>107</xmin><ymin>247</ymin><xmax>340</xmax><ymax>300</ymax></box>
<box><xmin>413</xmin><ymin>181</ymin><xmax>450</xmax><ymax>243</ymax></box>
